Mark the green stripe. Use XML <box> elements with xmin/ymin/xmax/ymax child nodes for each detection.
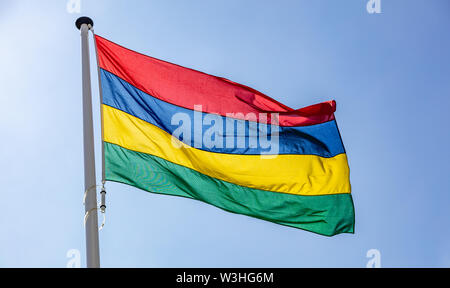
<box><xmin>105</xmin><ymin>142</ymin><xmax>355</xmax><ymax>236</ymax></box>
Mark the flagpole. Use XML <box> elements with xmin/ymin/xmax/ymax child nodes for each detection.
<box><xmin>76</xmin><ymin>16</ymin><xmax>100</xmax><ymax>268</ymax></box>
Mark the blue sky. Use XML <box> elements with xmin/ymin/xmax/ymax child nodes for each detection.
<box><xmin>0</xmin><ymin>0</ymin><xmax>449</xmax><ymax>267</ymax></box>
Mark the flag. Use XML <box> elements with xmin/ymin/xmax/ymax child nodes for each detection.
<box><xmin>95</xmin><ymin>35</ymin><xmax>355</xmax><ymax>236</ymax></box>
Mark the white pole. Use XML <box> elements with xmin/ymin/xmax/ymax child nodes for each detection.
<box><xmin>76</xmin><ymin>16</ymin><xmax>100</xmax><ymax>268</ymax></box>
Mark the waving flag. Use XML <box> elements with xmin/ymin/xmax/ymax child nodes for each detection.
<box><xmin>95</xmin><ymin>35</ymin><xmax>354</xmax><ymax>236</ymax></box>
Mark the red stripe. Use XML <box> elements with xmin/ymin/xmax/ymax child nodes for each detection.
<box><xmin>95</xmin><ymin>35</ymin><xmax>336</xmax><ymax>126</ymax></box>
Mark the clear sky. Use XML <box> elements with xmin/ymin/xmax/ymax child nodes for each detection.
<box><xmin>0</xmin><ymin>0</ymin><xmax>449</xmax><ymax>268</ymax></box>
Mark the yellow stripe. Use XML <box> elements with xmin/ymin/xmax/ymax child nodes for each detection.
<box><xmin>103</xmin><ymin>105</ymin><xmax>351</xmax><ymax>196</ymax></box>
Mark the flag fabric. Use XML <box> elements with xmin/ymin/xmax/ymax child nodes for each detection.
<box><xmin>95</xmin><ymin>35</ymin><xmax>355</xmax><ymax>236</ymax></box>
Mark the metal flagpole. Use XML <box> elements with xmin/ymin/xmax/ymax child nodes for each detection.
<box><xmin>76</xmin><ymin>16</ymin><xmax>100</xmax><ymax>268</ymax></box>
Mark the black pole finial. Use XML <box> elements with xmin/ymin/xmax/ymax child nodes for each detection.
<box><xmin>75</xmin><ymin>16</ymin><xmax>94</xmax><ymax>30</ymax></box>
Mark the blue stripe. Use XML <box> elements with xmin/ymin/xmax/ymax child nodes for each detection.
<box><xmin>101</xmin><ymin>69</ymin><xmax>345</xmax><ymax>157</ymax></box>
